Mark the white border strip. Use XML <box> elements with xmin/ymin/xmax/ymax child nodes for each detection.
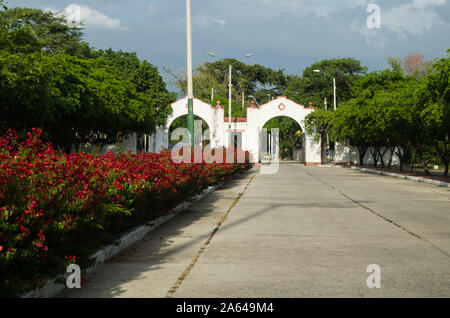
<box><xmin>350</xmin><ymin>166</ymin><xmax>450</xmax><ymax>188</ymax></box>
<box><xmin>21</xmin><ymin>184</ymin><xmax>222</xmax><ymax>298</ymax></box>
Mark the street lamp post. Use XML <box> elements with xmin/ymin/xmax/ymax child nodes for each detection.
<box><xmin>248</xmin><ymin>95</ymin><xmax>260</xmax><ymax>107</ymax></box>
<box><xmin>333</xmin><ymin>78</ymin><xmax>336</xmax><ymax>111</ymax></box>
<box><xmin>313</xmin><ymin>69</ymin><xmax>337</xmax><ymax>111</ymax></box>
<box><xmin>186</xmin><ymin>0</ymin><xmax>194</xmax><ymax>146</ymax></box>
<box><xmin>208</xmin><ymin>52</ymin><xmax>254</xmax><ymax>146</ymax></box>
<box><xmin>314</xmin><ymin>69</ymin><xmax>337</xmax><ymax>162</ymax></box>
<box><xmin>228</xmin><ymin>64</ymin><xmax>233</xmax><ymax>146</ymax></box>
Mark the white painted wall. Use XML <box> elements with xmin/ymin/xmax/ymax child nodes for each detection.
<box><xmin>148</xmin><ymin>96</ymin><xmax>322</xmax><ymax>164</ymax></box>
<box><xmin>333</xmin><ymin>142</ymin><xmax>400</xmax><ymax>166</ymax></box>
<box><xmin>121</xmin><ymin>133</ymin><xmax>137</xmax><ymax>153</ymax></box>
<box><xmin>78</xmin><ymin>133</ymin><xmax>136</xmax><ymax>154</ymax></box>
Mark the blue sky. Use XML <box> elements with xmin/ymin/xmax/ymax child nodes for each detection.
<box><xmin>5</xmin><ymin>0</ymin><xmax>450</xmax><ymax>91</ymax></box>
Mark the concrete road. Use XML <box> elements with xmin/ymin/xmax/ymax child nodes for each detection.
<box><xmin>57</xmin><ymin>163</ymin><xmax>450</xmax><ymax>298</ymax></box>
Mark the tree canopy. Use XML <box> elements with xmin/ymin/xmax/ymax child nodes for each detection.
<box><xmin>0</xmin><ymin>6</ymin><xmax>174</xmax><ymax>151</ymax></box>
<box><xmin>304</xmin><ymin>50</ymin><xmax>450</xmax><ymax>176</ymax></box>
<box><xmin>283</xmin><ymin>58</ymin><xmax>367</xmax><ymax>109</ymax></box>
<box><xmin>170</xmin><ymin>58</ymin><xmax>288</xmax><ymax>118</ymax></box>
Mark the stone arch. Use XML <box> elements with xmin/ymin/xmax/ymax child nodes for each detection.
<box><xmin>246</xmin><ymin>96</ymin><xmax>321</xmax><ymax>163</ymax></box>
<box><xmin>149</xmin><ymin>97</ymin><xmax>223</xmax><ymax>153</ymax></box>
<box><xmin>247</xmin><ymin>96</ymin><xmax>312</xmax><ymax>132</ymax></box>
<box><xmin>168</xmin><ymin>113</ymin><xmax>211</xmax><ymax>146</ymax></box>
<box><xmin>166</xmin><ymin>97</ymin><xmax>216</xmax><ymax>132</ymax></box>
<box><xmin>148</xmin><ymin>95</ymin><xmax>321</xmax><ymax>165</ymax></box>
<box><xmin>259</xmin><ymin>115</ymin><xmax>304</xmax><ymax>161</ymax></box>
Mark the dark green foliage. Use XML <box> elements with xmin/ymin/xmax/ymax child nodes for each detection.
<box><xmin>304</xmin><ymin>51</ymin><xmax>450</xmax><ymax>176</ymax></box>
<box><xmin>284</xmin><ymin>58</ymin><xmax>367</xmax><ymax>108</ymax></box>
<box><xmin>0</xmin><ymin>6</ymin><xmax>174</xmax><ymax>152</ymax></box>
<box><xmin>263</xmin><ymin>116</ymin><xmax>302</xmax><ymax>158</ymax></box>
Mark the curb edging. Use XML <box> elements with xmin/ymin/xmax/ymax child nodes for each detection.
<box><xmin>20</xmin><ymin>184</ymin><xmax>222</xmax><ymax>298</ymax></box>
<box><xmin>349</xmin><ymin>166</ymin><xmax>450</xmax><ymax>188</ymax></box>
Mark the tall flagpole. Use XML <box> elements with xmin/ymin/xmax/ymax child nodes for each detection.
<box><xmin>333</xmin><ymin>77</ymin><xmax>337</xmax><ymax>111</ymax></box>
<box><xmin>228</xmin><ymin>65</ymin><xmax>233</xmax><ymax>147</ymax></box>
<box><xmin>186</xmin><ymin>0</ymin><xmax>194</xmax><ymax>146</ymax></box>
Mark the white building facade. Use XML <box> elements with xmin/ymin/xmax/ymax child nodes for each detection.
<box><xmin>147</xmin><ymin>96</ymin><xmax>322</xmax><ymax>164</ymax></box>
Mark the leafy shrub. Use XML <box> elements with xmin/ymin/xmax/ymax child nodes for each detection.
<box><xmin>0</xmin><ymin>129</ymin><xmax>251</xmax><ymax>297</ymax></box>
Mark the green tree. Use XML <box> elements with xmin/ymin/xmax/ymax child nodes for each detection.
<box><xmin>0</xmin><ymin>7</ymin><xmax>92</xmax><ymax>57</ymax></box>
<box><xmin>386</xmin><ymin>57</ymin><xmax>404</xmax><ymax>74</ymax></box>
<box><xmin>386</xmin><ymin>53</ymin><xmax>432</xmax><ymax>79</ymax></box>
<box><xmin>0</xmin><ymin>52</ymin><xmax>172</xmax><ymax>151</ymax></box>
<box><xmin>263</xmin><ymin>117</ymin><xmax>303</xmax><ymax>158</ymax></box>
<box><xmin>416</xmin><ymin>50</ymin><xmax>450</xmax><ymax>176</ymax></box>
<box><xmin>171</xmin><ymin>58</ymin><xmax>287</xmax><ymax>118</ymax></box>
<box><xmin>0</xmin><ymin>7</ymin><xmax>42</xmax><ymax>53</ymax></box>
<box><xmin>94</xmin><ymin>49</ymin><xmax>175</xmax><ymax>128</ymax></box>
<box><xmin>0</xmin><ymin>6</ymin><xmax>174</xmax><ymax>151</ymax></box>
<box><xmin>332</xmin><ymin>100</ymin><xmax>371</xmax><ymax>165</ymax></box>
<box><xmin>310</xmin><ymin>70</ymin><xmax>412</xmax><ymax>168</ymax></box>
<box><xmin>284</xmin><ymin>58</ymin><xmax>367</xmax><ymax>109</ymax></box>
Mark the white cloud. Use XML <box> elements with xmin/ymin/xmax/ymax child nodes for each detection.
<box><xmin>353</xmin><ymin>0</ymin><xmax>447</xmax><ymax>47</ymax></box>
<box><xmin>45</xmin><ymin>4</ymin><xmax>128</xmax><ymax>31</ymax></box>
<box><xmin>413</xmin><ymin>0</ymin><xmax>446</xmax><ymax>8</ymax></box>
<box><xmin>314</xmin><ymin>6</ymin><xmax>334</xmax><ymax>19</ymax></box>
<box><xmin>351</xmin><ymin>20</ymin><xmax>389</xmax><ymax>48</ymax></box>
<box><xmin>195</xmin><ymin>16</ymin><xmax>226</xmax><ymax>28</ymax></box>
<box><xmin>383</xmin><ymin>0</ymin><xmax>446</xmax><ymax>36</ymax></box>
<box><xmin>251</xmin><ymin>0</ymin><xmax>335</xmax><ymax>20</ymax></box>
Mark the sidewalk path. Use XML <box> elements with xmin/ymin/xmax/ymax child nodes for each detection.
<box><xmin>57</xmin><ymin>163</ymin><xmax>450</xmax><ymax>298</ymax></box>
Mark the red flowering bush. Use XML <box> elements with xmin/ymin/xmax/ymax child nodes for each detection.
<box><xmin>0</xmin><ymin>129</ymin><xmax>251</xmax><ymax>297</ymax></box>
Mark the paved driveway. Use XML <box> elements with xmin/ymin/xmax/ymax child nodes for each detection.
<box><xmin>57</xmin><ymin>163</ymin><xmax>450</xmax><ymax>298</ymax></box>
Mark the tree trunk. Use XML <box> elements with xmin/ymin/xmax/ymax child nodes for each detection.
<box><xmin>422</xmin><ymin>160</ymin><xmax>429</xmax><ymax>175</ymax></box>
<box><xmin>99</xmin><ymin>143</ymin><xmax>106</xmax><ymax>155</ymax></box>
<box><xmin>394</xmin><ymin>146</ymin><xmax>404</xmax><ymax>172</ymax></box>
<box><xmin>433</xmin><ymin>144</ymin><xmax>450</xmax><ymax>178</ymax></box>
<box><xmin>387</xmin><ymin>147</ymin><xmax>394</xmax><ymax>169</ymax></box>
<box><xmin>369</xmin><ymin>147</ymin><xmax>380</xmax><ymax>168</ymax></box>
<box><xmin>64</xmin><ymin>142</ymin><xmax>73</xmax><ymax>154</ymax></box>
<box><xmin>380</xmin><ymin>151</ymin><xmax>385</xmax><ymax>168</ymax></box>
<box><xmin>357</xmin><ymin>146</ymin><xmax>368</xmax><ymax>166</ymax></box>
<box><xmin>359</xmin><ymin>152</ymin><xmax>364</xmax><ymax>166</ymax></box>
<box><xmin>378</xmin><ymin>147</ymin><xmax>388</xmax><ymax>169</ymax></box>
<box><xmin>445</xmin><ymin>161</ymin><xmax>449</xmax><ymax>178</ymax></box>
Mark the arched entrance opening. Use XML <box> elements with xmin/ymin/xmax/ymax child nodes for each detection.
<box><xmin>168</xmin><ymin>114</ymin><xmax>210</xmax><ymax>149</ymax></box>
<box><xmin>261</xmin><ymin>116</ymin><xmax>305</xmax><ymax>161</ymax></box>
<box><xmin>148</xmin><ymin>96</ymin><xmax>321</xmax><ymax>165</ymax></box>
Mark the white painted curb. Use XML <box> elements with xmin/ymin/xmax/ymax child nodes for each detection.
<box><xmin>21</xmin><ymin>183</ymin><xmax>222</xmax><ymax>298</ymax></box>
<box><xmin>350</xmin><ymin>166</ymin><xmax>450</xmax><ymax>188</ymax></box>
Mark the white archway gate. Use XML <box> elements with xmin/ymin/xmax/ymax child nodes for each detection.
<box><xmin>149</xmin><ymin>96</ymin><xmax>322</xmax><ymax>165</ymax></box>
<box><xmin>148</xmin><ymin>97</ymin><xmax>225</xmax><ymax>153</ymax></box>
<box><xmin>246</xmin><ymin>97</ymin><xmax>321</xmax><ymax>164</ymax></box>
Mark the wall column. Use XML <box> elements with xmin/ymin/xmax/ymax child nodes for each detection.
<box><xmin>304</xmin><ymin>133</ymin><xmax>322</xmax><ymax>165</ymax></box>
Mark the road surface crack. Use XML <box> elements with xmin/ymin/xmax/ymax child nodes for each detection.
<box><xmin>166</xmin><ymin>166</ymin><xmax>260</xmax><ymax>298</ymax></box>
<box><xmin>302</xmin><ymin>169</ymin><xmax>450</xmax><ymax>259</ymax></box>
